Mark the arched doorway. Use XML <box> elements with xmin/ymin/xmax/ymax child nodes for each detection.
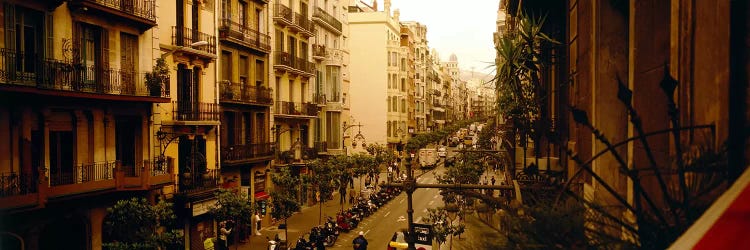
<box><xmin>39</xmin><ymin>215</ymin><xmax>87</xmax><ymax>250</ymax></box>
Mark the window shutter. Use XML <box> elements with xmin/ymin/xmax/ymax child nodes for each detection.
<box><xmin>46</xmin><ymin>13</ymin><xmax>53</xmax><ymax>58</ymax></box>
<box><xmin>4</xmin><ymin>3</ymin><xmax>16</xmax><ymax>51</ymax></box>
<box><xmin>100</xmin><ymin>28</ymin><xmax>109</xmax><ymax>68</ymax></box>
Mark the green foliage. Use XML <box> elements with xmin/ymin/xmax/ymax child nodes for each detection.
<box><xmin>270</xmin><ymin>166</ymin><xmax>302</xmax><ymax>221</ymax></box>
<box><xmin>477</xmin><ymin>120</ymin><xmax>497</xmax><ymax>150</ymax></box>
<box><xmin>405</xmin><ymin>118</ymin><xmax>482</xmax><ymax>153</ymax></box>
<box><xmin>103</xmin><ymin>198</ymin><xmax>182</xmax><ymax>250</ymax></box>
<box><xmin>145</xmin><ymin>58</ymin><xmax>169</xmax><ymax>93</ymax></box>
<box><xmin>437</xmin><ymin>153</ymin><xmax>485</xmax><ymax>185</ymax></box>
<box><xmin>423</xmin><ymin>208</ymin><xmax>466</xmax><ymax>248</ymax></box>
<box><xmin>210</xmin><ymin>189</ymin><xmax>254</xmax><ymax>229</ymax></box>
<box><xmin>364</xmin><ymin>143</ymin><xmax>396</xmax><ymax>168</ymax></box>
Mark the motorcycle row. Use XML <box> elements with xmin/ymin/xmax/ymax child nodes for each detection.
<box><xmin>286</xmin><ymin>187</ymin><xmax>403</xmax><ymax>250</ymax></box>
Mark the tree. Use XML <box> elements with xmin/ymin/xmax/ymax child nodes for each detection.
<box><xmin>103</xmin><ymin>198</ymin><xmax>182</xmax><ymax>250</ymax></box>
<box><xmin>270</xmin><ymin>166</ymin><xmax>303</xmax><ymax>238</ymax></box>
<box><xmin>210</xmin><ymin>189</ymin><xmax>254</xmax><ymax>245</ymax></box>
<box><xmin>424</xmin><ymin>208</ymin><xmax>465</xmax><ymax>249</ymax></box>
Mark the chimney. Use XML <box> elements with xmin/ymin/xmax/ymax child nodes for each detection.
<box><xmin>372</xmin><ymin>0</ymin><xmax>378</xmax><ymax>11</ymax></box>
<box><xmin>384</xmin><ymin>0</ymin><xmax>391</xmax><ymax>15</ymax></box>
<box><xmin>394</xmin><ymin>8</ymin><xmax>400</xmax><ymax>21</ymax></box>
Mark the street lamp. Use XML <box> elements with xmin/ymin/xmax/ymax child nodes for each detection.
<box><xmin>444</xmin><ymin>202</ymin><xmax>459</xmax><ymax>250</ymax></box>
<box><xmin>342</xmin><ymin>122</ymin><xmax>366</xmax><ymax>156</ymax></box>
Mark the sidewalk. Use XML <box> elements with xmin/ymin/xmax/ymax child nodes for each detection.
<box><xmin>235</xmin><ymin>173</ymin><xmax>384</xmax><ymax>250</ymax></box>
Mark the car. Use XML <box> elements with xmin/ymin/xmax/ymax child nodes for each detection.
<box><xmin>437</xmin><ymin>147</ymin><xmax>447</xmax><ymax>157</ymax></box>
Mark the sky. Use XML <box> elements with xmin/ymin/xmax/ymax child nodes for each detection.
<box><xmin>387</xmin><ymin>0</ymin><xmax>499</xmax><ymax>76</ymax></box>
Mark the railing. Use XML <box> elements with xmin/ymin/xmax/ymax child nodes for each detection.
<box><xmin>121</xmin><ymin>161</ymin><xmax>141</xmax><ymax>177</ymax></box>
<box><xmin>50</xmin><ymin>161</ymin><xmax>116</xmax><ymax>186</ymax></box>
<box><xmin>218</xmin><ymin>18</ymin><xmax>271</xmax><ymax>52</ymax></box>
<box><xmin>293</xmin><ymin>57</ymin><xmax>314</xmax><ymax>74</ymax></box>
<box><xmin>221</xmin><ymin>142</ymin><xmax>275</xmax><ymax>162</ymax></box>
<box><xmin>273</xmin><ymin>3</ymin><xmax>293</xmax><ymax>24</ymax></box>
<box><xmin>0</xmin><ymin>49</ymin><xmax>169</xmax><ymax>98</ymax></box>
<box><xmin>313</xmin><ymin>7</ymin><xmax>342</xmax><ymax>32</ymax></box>
<box><xmin>220</xmin><ymin>81</ymin><xmax>273</xmax><ymax>104</ymax></box>
<box><xmin>81</xmin><ymin>0</ymin><xmax>156</xmax><ymax>22</ymax></box>
<box><xmin>179</xmin><ymin>169</ymin><xmax>220</xmax><ymax>194</ymax></box>
<box><xmin>313</xmin><ymin>44</ymin><xmax>327</xmax><ymax>58</ymax></box>
<box><xmin>172</xmin><ymin>26</ymin><xmax>217</xmax><ymax>54</ymax></box>
<box><xmin>150</xmin><ymin>156</ymin><xmax>170</xmax><ymax>176</ymax></box>
<box><xmin>327</xmin><ymin>92</ymin><xmax>341</xmax><ymax>102</ymax></box>
<box><xmin>172</xmin><ymin>101</ymin><xmax>220</xmax><ymax>121</ymax></box>
<box><xmin>0</xmin><ymin>172</ymin><xmax>37</xmax><ymax>197</ymax></box>
<box><xmin>293</xmin><ymin>13</ymin><xmax>314</xmax><ymax>34</ymax></box>
<box><xmin>274</xmin><ymin>51</ymin><xmax>293</xmax><ymax>68</ymax></box>
<box><xmin>274</xmin><ymin>101</ymin><xmax>318</xmax><ymax>116</ymax></box>
<box><xmin>313</xmin><ymin>92</ymin><xmax>326</xmax><ymax>105</ymax></box>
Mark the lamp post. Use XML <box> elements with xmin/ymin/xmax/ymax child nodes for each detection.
<box><xmin>342</xmin><ymin>122</ymin><xmax>366</xmax><ymax>156</ymax></box>
<box><xmin>444</xmin><ymin>202</ymin><xmax>460</xmax><ymax>250</ymax></box>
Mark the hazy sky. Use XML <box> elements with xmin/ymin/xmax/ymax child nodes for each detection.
<box><xmin>388</xmin><ymin>0</ymin><xmax>498</xmax><ymax>75</ymax></box>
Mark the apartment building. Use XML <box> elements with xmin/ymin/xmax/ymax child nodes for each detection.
<box><xmin>426</xmin><ymin>49</ymin><xmax>444</xmax><ymax>131</ymax></box>
<box><xmin>348</xmin><ymin>0</ymin><xmax>407</xmax><ymax>151</ymax></box>
<box><xmin>311</xmin><ymin>0</ymin><xmax>350</xmax><ymax>155</ymax></box>
<box><xmin>442</xmin><ymin>54</ymin><xmax>459</xmax><ymax>124</ymax></box>
<box><xmin>0</xmin><ymin>0</ymin><xmax>172</xmax><ymax>248</ymax></box>
<box><xmin>399</xmin><ymin>23</ymin><xmax>416</xmax><ymax>137</ymax></box>
<box><xmin>401</xmin><ymin>21</ymin><xmax>428</xmax><ymax>134</ymax></box>
<box><xmin>270</xmin><ymin>0</ymin><xmax>317</xmax><ymax>204</ymax></box>
<box><xmin>216</xmin><ymin>0</ymin><xmax>274</xmax><ymax>238</ymax></box>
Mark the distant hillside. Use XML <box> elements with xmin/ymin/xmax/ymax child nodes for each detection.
<box><xmin>459</xmin><ymin>69</ymin><xmax>494</xmax><ymax>82</ymax></box>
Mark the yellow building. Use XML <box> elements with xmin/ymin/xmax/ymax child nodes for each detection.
<box><xmin>348</xmin><ymin>0</ymin><xmax>408</xmax><ymax>151</ymax></box>
<box><xmin>0</xmin><ymin>0</ymin><xmax>172</xmax><ymax>249</ymax></box>
<box><xmin>270</xmin><ymin>0</ymin><xmax>317</xmax><ymax>204</ymax></box>
<box><xmin>401</xmin><ymin>21</ymin><xmax>429</xmax><ymax>133</ymax></box>
<box><xmin>156</xmin><ymin>0</ymin><xmax>221</xmax><ymax>248</ymax></box>
<box><xmin>216</xmin><ymin>0</ymin><xmax>274</xmax><ymax>240</ymax></box>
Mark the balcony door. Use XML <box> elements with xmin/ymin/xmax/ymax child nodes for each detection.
<box><xmin>48</xmin><ymin>111</ymin><xmax>74</xmax><ymax>186</ymax></box>
<box><xmin>77</xmin><ymin>23</ymin><xmax>109</xmax><ymax>91</ymax></box>
<box><xmin>115</xmin><ymin>116</ymin><xmax>139</xmax><ymax>174</ymax></box>
<box><xmin>179</xmin><ymin>135</ymin><xmax>207</xmax><ymax>187</ymax></box>
<box><xmin>177</xmin><ymin>64</ymin><xmax>199</xmax><ymax>117</ymax></box>
<box><xmin>120</xmin><ymin>33</ymin><xmax>138</xmax><ymax>94</ymax></box>
<box><xmin>4</xmin><ymin>5</ymin><xmax>44</xmax><ymax>82</ymax></box>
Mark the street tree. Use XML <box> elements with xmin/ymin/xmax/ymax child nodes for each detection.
<box><xmin>103</xmin><ymin>198</ymin><xmax>182</xmax><ymax>250</ymax></box>
<box><xmin>210</xmin><ymin>189</ymin><xmax>254</xmax><ymax>244</ymax></box>
<box><xmin>424</xmin><ymin>208</ymin><xmax>466</xmax><ymax>249</ymax></box>
<box><xmin>270</xmin><ymin>166</ymin><xmax>303</xmax><ymax>238</ymax></box>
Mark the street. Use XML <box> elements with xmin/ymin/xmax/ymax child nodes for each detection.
<box><xmin>239</xmin><ymin>146</ymin><xmax>506</xmax><ymax>250</ymax></box>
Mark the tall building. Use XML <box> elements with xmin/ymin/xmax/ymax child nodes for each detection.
<box><xmin>0</xmin><ymin>0</ymin><xmax>173</xmax><ymax>248</ymax></box>
<box><xmin>270</xmin><ymin>0</ymin><xmax>317</xmax><ymax>205</ymax></box>
<box><xmin>311</xmin><ymin>0</ymin><xmax>350</xmax><ymax>155</ymax></box>
<box><xmin>348</xmin><ymin>0</ymin><xmax>408</xmax><ymax>151</ymax></box>
<box><xmin>426</xmin><ymin>49</ymin><xmax>444</xmax><ymax>131</ymax></box>
<box><xmin>216</xmin><ymin>0</ymin><xmax>274</xmax><ymax>237</ymax></box>
<box><xmin>400</xmin><ymin>23</ymin><xmax>417</xmax><ymax>136</ymax></box>
<box><xmin>401</xmin><ymin>21</ymin><xmax>429</xmax><ymax>134</ymax></box>
<box><xmin>156</xmin><ymin>0</ymin><xmax>221</xmax><ymax>247</ymax></box>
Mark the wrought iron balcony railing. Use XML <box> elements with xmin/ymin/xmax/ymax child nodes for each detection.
<box><xmin>172</xmin><ymin>101</ymin><xmax>220</xmax><ymax>121</ymax></box>
<box><xmin>0</xmin><ymin>49</ymin><xmax>170</xmax><ymax>98</ymax></box>
<box><xmin>293</xmin><ymin>57</ymin><xmax>315</xmax><ymax>74</ymax></box>
<box><xmin>312</xmin><ymin>92</ymin><xmax>326</xmax><ymax>105</ymax></box>
<box><xmin>50</xmin><ymin>161</ymin><xmax>117</xmax><ymax>186</ymax></box>
<box><xmin>179</xmin><ymin>168</ymin><xmax>220</xmax><ymax>194</ymax></box>
<box><xmin>327</xmin><ymin>92</ymin><xmax>341</xmax><ymax>102</ymax></box>
<box><xmin>76</xmin><ymin>0</ymin><xmax>156</xmax><ymax>22</ymax></box>
<box><xmin>314</xmin><ymin>141</ymin><xmax>328</xmax><ymax>153</ymax></box>
<box><xmin>171</xmin><ymin>26</ymin><xmax>217</xmax><ymax>54</ymax></box>
<box><xmin>219</xmin><ymin>18</ymin><xmax>271</xmax><ymax>52</ymax></box>
<box><xmin>273</xmin><ymin>52</ymin><xmax>314</xmax><ymax>75</ymax></box>
<box><xmin>292</xmin><ymin>13</ymin><xmax>314</xmax><ymax>35</ymax></box>
<box><xmin>312</xmin><ymin>44</ymin><xmax>326</xmax><ymax>59</ymax></box>
<box><xmin>221</xmin><ymin>142</ymin><xmax>275</xmax><ymax>162</ymax></box>
<box><xmin>0</xmin><ymin>172</ymin><xmax>37</xmax><ymax>198</ymax></box>
<box><xmin>274</xmin><ymin>51</ymin><xmax>293</xmax><ymax>68</ymax></box>
<box><xmin>274</xmin><ymin>101</ymin><xmax>318</xmax><ymax>116</ymax></box>
<box><xmin>220</xmin><ymin>81</ymin><xmax>273</xmax><ymax>105</ymax></box>
<box><xmin>273</xmin><ymin>3</ymin><xmax>293</xmax><ymax>25</ymax></box>
<box><xmin>313</xmin><ymin>7</ymin><xmax>342</xmax><ymax>33</ymax></box>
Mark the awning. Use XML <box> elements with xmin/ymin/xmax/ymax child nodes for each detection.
<box><xmin>670</xmin><ymin>168</ymin><xmax>750</xmax><ymax>249</ymax></box>
<box><xmin>254</xmin><ymin>191</ymin><xmax>270</xmax><ymax>200</ymax></box>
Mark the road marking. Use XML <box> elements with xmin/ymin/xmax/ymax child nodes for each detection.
<box><xmin>415</xmin><ymin>216</ymin><xmax>423</xmax><ymax>223</ymax></box>
<box><xmin>434</xmin><ymin>195</ymin><xmax>439</xmax><ymax>199</ymax></box>
<box><xmin>428</xmin><ymin>200</ymin><xmax>434</xmax><ymax>205</ymax></box>
<box><xmin>399</xmin><ymin>198</ymin><xmax>405</xmax><ymax>204</ymax></box>
<box><xmin>384</xmin><ymin>211</ymin><xmax>391</xmax><ymax>217</ymax></box>
<box><xmin>397</xmin><ymin>216</ymin><xmax>406</xmax><ymax>222</ymax></box>
<box><xmin>364</xmin><ymin>230</ymin><xmax>370</xmax><ymax>235</ymax></box>
<box><xmin>423</xmin><ymin>208</ymin><xmax>428</xmax><ymax>213</ymax></box>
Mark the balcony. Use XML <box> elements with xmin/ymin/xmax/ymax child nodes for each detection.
<box><xmin>274</xmin><ymin>101</ymin><xmax>318</xmax><ymax>117</ymax></box>
<box><xmin>68</xmin><ymin>0</ymin><xmax>156</xmax><ymax>31</ymax></box>
<box><xmin>171</xmin><ymin>26</ymin><xmax>217</xmax><ymax>55</ymax></box>
<box><xmin>178</xmin><ymin>168</ymin><xmax>220</xmax><ymax>194</ymax></box>
<box><xmin>313</xmin><ymin>44</ymin><xmax>327</xmax><ymax>60</ymax></box>
<box><xmin>273</xmin><ymin>52</ymin><xmax>314</xmax><ymax>77</ymax></box>
<box><xmin>219</xmin><ymin>18</ymin><xmax>271</xmax><ymax>53</ymax></box>
<box><xmin>314</xmin><ymin>141</ymin><xmax>328</xmax><ymax>154</ymax></box>
<box><xmin>312</xmin><ymin>92</ymin><xmax>327</xmax><ymax>106</ymax></box>
<box><xmin>219</xmin><ymin>81</ymin><xmax>273</xmax><ymax>105</ymax></box>
<box><xmin>221</xmin><ymin>142</ymin><xmax>275</xmax><ymax>165</ymax></box>
<box><xmin>324</xmin><ymin>48</ymin><xmax>344</xmax><ymax>65</ymax></box>
<box><xmin>273</xmin><ymin>3</ymin><xmax>293</xmax><ymax>27</ymax></box>
<box><xmin>172</xmin><ymin>101</ymin><xmax>220</xmax><ymax>121</ymax></box>
<box><xmin>313</xmin><ymin>7</ymin><xmax>342</xmax><ymax>34</ymax></box>
<box><xmin>291</xmin><ymin>13</ymin><xmax>315</xmax><ymax>37</ymax></box>
<box><xmin>0</xmin><ymin>49</ymin><xmax>170</xmax><ymax>102</ymax></box>
<box><xmin>0</xmin><ymin>159</ymin><xmax>175</xmax><ymax>211</ymax></box>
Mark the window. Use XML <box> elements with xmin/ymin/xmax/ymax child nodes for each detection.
<box><xmin>300</xmin><ymin>41</ymin><xmax>308</xmax><ymax>60</ymax></box>
<box><xmin>276</xmin><ymin>30</ymin><xmax>284</xmax><ymax>51</ymax></box>
<box><xmin>239</xmin><ymin>1</ymin><xmax>247</xmax><ymax>26</ymax></box>
<box><xmin>326</xmin><ymin>66</ymin><xmax>340</xmax><ymax>101</ymax></box>
<box><xmin>401</xmin><ymin>78</ymin><xmax>405</xmax><ymax>91</ymax></box>
<box><xmin>326</xmin><ymin>112</ymin><xmax>341</xmax><ymax>149</ymax></box>
<box><xmin>387</xmin><ymin>96</ymin><xmax>391</xmax><ymax>112</ymax></box>
<box><xmin>221</xmin><ymin>0</ymin><xmax>230</xmax><ymax>19</ymax></box>
<box><xmin>401</xmin><ymin>98</ymin><xmax>406</xmax><ymax>113</ymax></box>
<box><xmin>392</xmin><ymin>97</ymin><xmax>397</xmax><ymax>113</ymax></box>
<box><xmin>239</xmin><ymin>55</ymin><xmax>248</xmax><ymax>86</ymax></box>
<box><xmin>221</xmin><ymin>51</ymin><xmax>232</xmax><ymax>81</ymax></box>
<box><xmin>387</xmin><ymin>121</ymin><xmax>391</xmax><ymax>137</ymax></box>
<box><xmin>255</xmin><ymin>60</ymin><xmax>264</xmax><ymax>87</ymax></box>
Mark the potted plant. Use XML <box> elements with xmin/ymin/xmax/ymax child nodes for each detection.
<box><xmin>146</xmin><ymin>58</ymin><xmax>169</xmax><ymax>97</ymax></box>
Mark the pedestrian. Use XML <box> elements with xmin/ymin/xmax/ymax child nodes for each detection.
<box><xmin>349</xmin><ymin>189</ymin><xmax>356</xmax><ymax>204</ymax></box>
<box><xmin>491</xmin><ymin>176</ymin><xmax>496</xmax><ymax>185</ymax></box>
<box><xmin>353</xmin><ymin>231</ymin><xmax>368</xmax><ymax>250</ymax></box>
<box><xmin>218</xmin><ymin>220</ymin><xmax>233</xmax><ymax>250</ymax></box>
<box><xmin>253</xmin><ymin>212</ymin><xmax>262</xmax><ymax>235</ymax></box>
